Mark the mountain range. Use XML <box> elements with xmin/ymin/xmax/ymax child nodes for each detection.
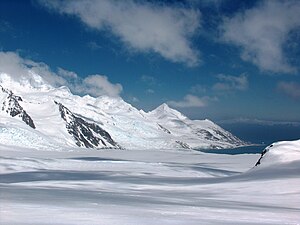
<box><xmin>0</xmin><ymin>72</ymin><xmax>246</xmax><ymax>150</ymax></box>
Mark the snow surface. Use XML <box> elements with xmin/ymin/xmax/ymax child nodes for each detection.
<box><xmin>1</xmin><ymin>140</ymin><xmax>300</xmax><ymax>224</ymax></box>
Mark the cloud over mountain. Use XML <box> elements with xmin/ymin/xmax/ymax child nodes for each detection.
<box><xmin>168</xmin><ymin>94</ymin><xmax>211</xmax><ymax>108</ymax></box>
<box><xmin>0</xmin><ymin>51</ymin><xmax>122</xmax><ymax>97</ymax></box>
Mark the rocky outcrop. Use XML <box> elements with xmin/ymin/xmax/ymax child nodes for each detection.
<box><xmin>55</xmin><ymin>101</ymin><xmax>121</xmax><ymax>149</ymax></box>
<box><xmin>255</xmin><ymin>144</ymin><xmax>273</xmax><ymax>166</ymax></box>
<box><xmin>158</xmin><ymin>123</ymin><xmax>171</xmax><ymax>134</ymax></box>
<box><xmin>1</xmin><ymin>85</ymin><xmax>35</xmax><ymax>129</ymax></box>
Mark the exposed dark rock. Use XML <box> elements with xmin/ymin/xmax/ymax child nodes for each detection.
<box><xmin>175</xmin><ymin>140</ymin><xmax>191</xmax><ymax>149</ymax></box>
<box><xmin>194</xmin><ymin>129</ymin><xmax>220</xmax><ymax>141</ymax></box>
<box><xmin>213</xmin><ymin>129</ymin><xmax>241</xmax><ymax>143</ymax></box>
<box><xmin>55</xmin><ymin>101</ymin><xmax>121</xmax><ymax>149</ymax></box>
<box><xmin>255</xmin><ymin>145</ymin><xmax>273</xmax><ymax>166</ymax></box>
<box><xmin>0</xmin><ymin>85</ymin><xmax>35</xmax><ymax>129</ymax></box>
<box><xmin>158</xmin><ymin>123</ymin><xmax>171</xmax><ymax>134</ymax></box>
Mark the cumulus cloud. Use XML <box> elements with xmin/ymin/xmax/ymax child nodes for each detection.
<box><xmin>168</xmin><ymin>94</ymin><xmax>212</xmax><ymax>108</ymax></box>
<box><xmin>277</xmin><ymin>81</ymin><xmax>300</xmax><ymax>100</ymax></box>
<box><xmin>38</xmin><ymin>0</ymin><xmax>201</xmax><ymax>66</ymax></box>
<box><xmin>213</xmin><ymin>73</ymin><xmax>248</xmax><ymax>91</ymax></box>
<box><xmin>0</xmin><ymin>51</ymin><xmax>122</xmax><ymax>97</ymax></box>
<box><xmin>221</xmin><ymin>0</ymin><xmax>300</xmax><ymax>73</ymax></box>
<box><xmin>57</xmin><ymin>67</ymin><xmax>78</xmax><ymax>79</ymax></box>
<box><xmin>0</xmin><ymin>51</ymin><xmax>66</xmax><ymax>88</ymax></box>
<box><xmin>81</xmin><ymin>75</ymin><xmax>122</xmax><ymax>97</ymax></box>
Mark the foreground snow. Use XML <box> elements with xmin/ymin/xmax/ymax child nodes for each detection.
<box><xmin>0</xmin><ymin>140</ymin><xmax>300</xmax><ymax>224</ymax></box>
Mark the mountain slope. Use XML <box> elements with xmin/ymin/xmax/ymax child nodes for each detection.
<box><xmin>55</xmin><ymin>101</ymin><xmax>120</xmax><ymax>149</ymax></box>
<box><xmin>147</xmin><ymin>103</ymin><xmax>245</xmax><ymax>149</ymax></box>
<box><xmin>0</xmin><ymin>73</ymin><xmax>246</xmax><ymax>150</ymax></box>
<box><xmin>0</xmin><ymin>85</ymin><xmax>35</xmax><ymax>129</ymax></box>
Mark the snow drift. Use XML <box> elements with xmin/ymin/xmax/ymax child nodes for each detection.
<box><xmin>0</xmin><ymin>139</ymin><xmax>299</xmax><ymax>224</ymax></box>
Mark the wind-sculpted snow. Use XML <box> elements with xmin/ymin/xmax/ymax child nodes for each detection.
<box><xmin>0</xmin><ymin>140</ymin><xmax>299</xmax><ymax>224</ymax></box>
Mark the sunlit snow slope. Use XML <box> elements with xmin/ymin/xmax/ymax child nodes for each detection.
<box><xmin>0</xmin><ymin>72</ymin><xmax>246</xmax><ymax>150</ymax></box>
<box><xmin>0</xmin><ymin>139</ymin><xmax>299</xmax><ymax>224</ymax></box>
<box><xmin>255</xmin><ymin>139</ymin><xmax>300</xmax><ymax>167</ymax></box>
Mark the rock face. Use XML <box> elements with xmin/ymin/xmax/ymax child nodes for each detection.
<box><xmin>255</xmin><ymin>144</ymin><xmax>273</xmax><ymax>166</ymax></box>
<box><xmin>0</xmin><ymin>85</ymin><xmax>35</xmax><ymax>129</ymax></box>
<box><xmin>55</xmin><ymin>101</ymin><xmax>120</xmax><ymax>149</ymax></box>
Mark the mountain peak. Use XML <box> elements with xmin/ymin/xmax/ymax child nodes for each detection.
<box><xmin>157</xmin><ymin>103</ymin><xmax>172</xmax><ymax>111</ymax></box>
<box><xmin>150</xmin><ymin>103</ymin><xmax>187</xmax><ymax>120</ymax></box>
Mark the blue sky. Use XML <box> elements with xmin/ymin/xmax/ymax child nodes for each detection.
<box><xmin>0</xmin><ymin>0</ymin><xmax>299</xmax><ymax>122</ymax></box>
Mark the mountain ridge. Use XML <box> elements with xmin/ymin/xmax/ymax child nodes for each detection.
<box><xmin>0</xmin><ymin>73</ymin><xmax>247</xmax><ymax>150</ymax></box>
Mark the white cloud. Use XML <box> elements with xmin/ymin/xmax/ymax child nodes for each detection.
<box><xmin>38</xmin><ymin>0</ymin><xmax>201</xmax><ymax>66</ymax></box>
<box><xmin>82</xmin><ymin>75</ymin><xmax>122</xmax><ymax>97</ymax></box>
<box><xmin>277</xmin><ymin>81</ymin><xmax>300</xmax><ymax>100</ymax></box>
<box><xmin>0</xmin><ymin>51</ymin><xmax>122</xmax><ymax>97</ymax></box>
<box><xmin>168</xmin><ymin>94</ymin><xmax>211</xmax><ymax>108</ymax></box>
<box><xmin>213</xmin><ymin>73</ymin><xmax>248</xmax><ymax>91</ymax></box>
<box><xmin>0</xmin><ymin>51</ymin><xmax>66</xmax><ymax>88</ymax></box>
<box><xmin>221</xmin><ymin>0</ymin><xmax>300</xmax><ymax>73</ymax></box>
<box><xmin>57</xmin><ymin>68</ymin><xmax>122</xmax><ymax>97</ymax></box>
<box><xmin>58</xmin><ymin>67</ymin><xmax>78</xmax><ymax>79</ymax></box>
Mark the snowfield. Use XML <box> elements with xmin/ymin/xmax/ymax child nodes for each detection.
<box><xmin>1</xmin><ymin>140</ymin><xmax>300</xmax><ymax>225</ymax></box>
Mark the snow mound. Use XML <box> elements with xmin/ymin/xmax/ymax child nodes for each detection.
<box><xmin>255</xmin><ymin>139</ymin><xmax>300</xmax><ymax>167</ymax></box>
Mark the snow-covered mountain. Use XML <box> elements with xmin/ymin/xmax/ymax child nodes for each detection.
<box><xmin>0</xmin><ymin>73</ymin><xmax>246</xmax><ymax>150</ymax></box>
